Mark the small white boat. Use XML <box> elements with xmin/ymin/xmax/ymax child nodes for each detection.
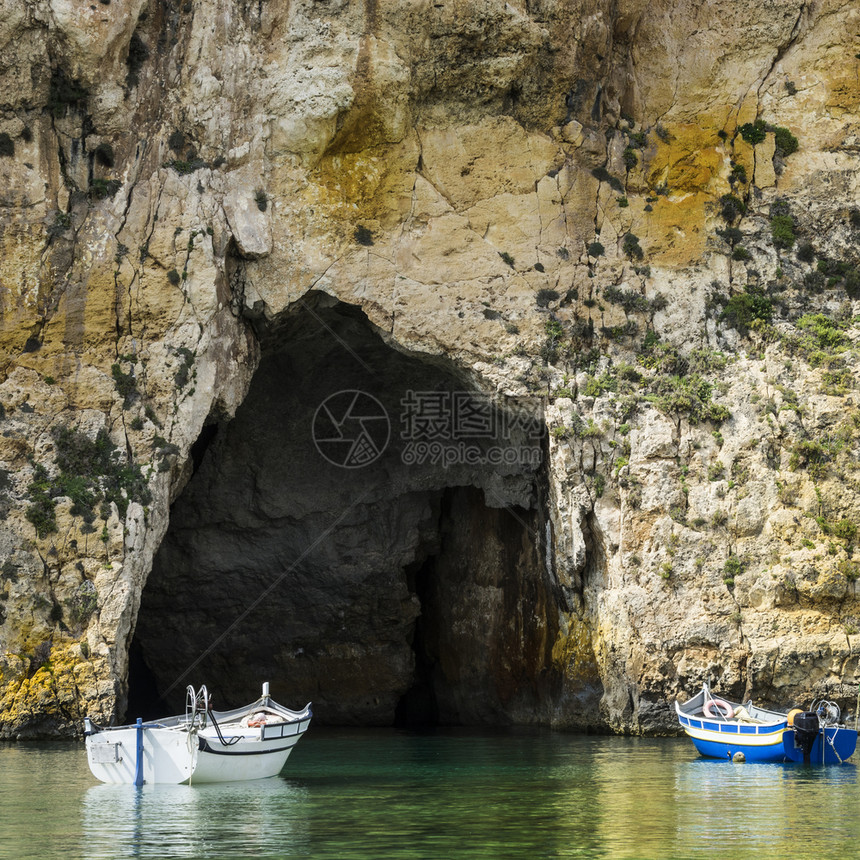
<box><xmin>85</xmin><ymin>683</ymin><xmax>312</xmax><ymax>785</ymax></box>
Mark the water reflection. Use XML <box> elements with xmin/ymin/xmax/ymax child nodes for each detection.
<box><xmin>672</xmin><ymin>759</ymin><xmax>860</xmax><ymax>856</ymax></box>
<box><xmin>579</xmin><ymin>738</ymin><xmax>860</xmax><ymax>860</ymax></box>
<box><xmin>81</xmin><ymin>779</ymin><xmax>311</xmax><ymax>859</ymax></box>
<box><xmin>4</xmin><ymin>732</ymin><xmax>860</xmax><ymax>860</ymax></box>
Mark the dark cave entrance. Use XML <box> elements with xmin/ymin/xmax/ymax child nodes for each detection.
<box><xmin>394</xmin><ymin>485</ymin><xmax>555</xmax><ymax>727</ymax></box>
<box><xmin>128</xmin><ymin>294</ymin><xmax>559</xmax><ymax>725</ymax></box>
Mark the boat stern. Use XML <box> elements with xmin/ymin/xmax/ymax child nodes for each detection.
<box><xmin>85</xmin><ymin>723</ymin><xmax>198</xmax><ymax>785</ymax></box>
<box><xmin>782</xmin><ymin>724</ymin><xmax>858</xmax><ymax>764</ymax></box>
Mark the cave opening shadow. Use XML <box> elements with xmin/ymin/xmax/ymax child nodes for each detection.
<box><xmin>129</xmin><ymin>294</ymin><xmax>557</xmax><ymax>727</ymax></box>
<box><xmin>396</xmin><ymin>551</ymin><xmax>440</xmax><ymax>727</ymax></box>
<box><xmin>395</xmin><ymin>484</ymin><xmax>558</xmax><ymax>728</ymax></box>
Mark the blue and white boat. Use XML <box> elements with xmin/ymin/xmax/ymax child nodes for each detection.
<box><xmin>675</xmin><ymin>684</ymin><xmax>857</xmax><ymax>764</ymax></box>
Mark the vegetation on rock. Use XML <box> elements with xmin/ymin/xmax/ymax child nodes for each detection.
<box><xmin>25</xmin><ymin>426</ymin><xmax>151</xmax><ymax>539</ymax></box>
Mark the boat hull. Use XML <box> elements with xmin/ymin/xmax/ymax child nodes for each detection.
<box><xmin>190</xmin><ymin>720</ymin><xmax>310</xmax><ymax>784</ymax></box>
<box><xmin>678</xmin><ymin>714</ymin><xmax>789</xmax><ymax>762</ymax></box>
<box><xmin>86</xmin><ymin>717</ymin><xmax>312</xmax><ymax>785</ymax></box>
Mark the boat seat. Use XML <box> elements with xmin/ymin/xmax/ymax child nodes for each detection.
<box><xmin>691</xmin><ymin>705</ymin><xmax>766</xmax><ymax>724</ymax></box>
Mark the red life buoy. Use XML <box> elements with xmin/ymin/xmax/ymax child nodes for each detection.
<box><xmin>704</xmin><ymin>698</ymin><xmax>734</xmax><ymax>719</ymax></box>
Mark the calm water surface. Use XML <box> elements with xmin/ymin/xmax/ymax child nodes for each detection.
<box><xmin>1</xmin><ymin>729</ymin><xmax>859</xmax><ymax>859</ymax></box>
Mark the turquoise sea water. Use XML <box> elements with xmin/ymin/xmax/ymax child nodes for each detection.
<box><xmin>2</xmin><ymin>728</ymin><xmax>860</xmax><ymax>859</ymax></box>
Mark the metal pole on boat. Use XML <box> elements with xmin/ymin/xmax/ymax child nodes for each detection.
<box><xmin>134</xmin><ymin>718</ymin><xmax>144</xmax><ymax>787</ymax></box>
<box><xmin>855</xmin><ymin>684</ymin><xmax>859</xmax><ymax>732</ymax></box>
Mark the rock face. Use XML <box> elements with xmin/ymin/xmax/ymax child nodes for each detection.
<box><xmin>0</xmin><ymin>0</ymin><xmax>859</xmax><ymax>736</ymax></box>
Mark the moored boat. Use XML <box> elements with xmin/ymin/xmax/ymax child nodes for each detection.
<box><xmin>85</xmin><ymin>682</ymin><xmax>312</xmax><ymax>785</ymax></box>
<box><xmin>675</xmin><ymin>683</ymin><xmax>856</xmax><ymax>764</ymax></box>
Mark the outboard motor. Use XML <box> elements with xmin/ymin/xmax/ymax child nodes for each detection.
<box><xmin>793</xmin><ymin>711</ymin><xmax>820</xmax><ymax>764</ymax></box>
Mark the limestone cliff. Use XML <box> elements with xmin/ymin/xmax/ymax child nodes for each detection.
<box><xmin>0</xmin><ymin>0</ymin><xmax>859</xmax><ymax>736</ymax></box>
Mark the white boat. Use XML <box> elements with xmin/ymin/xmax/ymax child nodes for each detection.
<box><xmin>84</xmin><ymin>683</ymin><xmax>312</xmax><ymax>785</ymax></box>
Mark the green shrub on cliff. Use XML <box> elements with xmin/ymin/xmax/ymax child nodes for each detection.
<box><xmin>26</xmin><ymin>464</ymin><xmax>57</xmax><ymax>538</ymax></box>
<box><xmin>839</xmin><ymin>559</ymin><xmax>859</xmax><ymax>582</ymax></box>
<box><xmin>536</xmin><ymin>289</ymin><xmax>559</xmax><ymax>307</ymax></box>
<box><xmin>584</xmin><ymin>372</ymin><xmax>618</xmax><ymax>397</ymax></box>
<box><xmin>724</xmin><ymin>554</ymin><xmax>744</xmax><ymax>577</ymax></box>
<box><xmin>719</xmin><ymin>194</ymin><xmax>746</xmax><ymax>222</ymax></box>
<box><xmin>603</xmin><ymin>285</ymin><xmax>649</xmax><ymax>314</ymax></box>
<box><xmin>833</xmin><ymin>519</ymin><xmax>858</xmax><ymax>542</ymax></box>
<box><xmin>89</xmin><ymin>178</ymin><xmax>122</xmax><ymax>200</ymax></box>
<box><xmin>784</xmin><ymin>313</ymin><xmax>851</xmax><ymax>367</ymax></box>
<box><xmin>24</xmin><ymin>426</ymin><xmax>152</xmax><ymax>539</ymax></box>
<box><xmin>126</xmin><ymin>31</ymin><xmax>149</xmax><ymax>88</ymax></box>
<box><xmin>718</xmin><ymin>226</ymin><xmax>743</xmax><ymax>245</ymax></box>
<box><xmin>729</xmin><ymin>162</ymin><xmax>747</xmax><ymax>185</ymax></box>
<box><xmin>47</xmin><ymin>68</ymin><xmax>88</xmax><ymax>117</ymax></box>
<box><xmin>797</xmin><ymin>242</ymin><xmax>815</xmax><ymax>263</ymax></box>
<box><xmin>720</xmin><ymin>290</ymin><xmax>773</xmax><ymax>334</ymax></box>
<box><xmin>771</xmin><ymin>214</ymin><xmax>796</xmax><ymax>249</ymax></box>
<box><xmin>174</xmin><ymin>347</ymin><xmax>195</xmax><ymax>389</ymax></box>
<box><xmin>622</xmin><ymin>232</ymin><xmax>644</xmax><ymax>260</ymax></box>
<box><xmin>788</xmin><ymin>438</ymin><xmax>837</xmax><ymax>478</ymax></box>
<box><xmin>687</xmin><ymin>348</ymin><xmax>728</xmax><ymax>374</ymax></box>
<box><xmin>646</xmin><ymin>374</ymin><xmax>730</xmax><ymax>424</ymax></box>
<box><xmin>67</xmin><ymin>582</ymin><xmax>98</xmax><ymax>628</ymax></box>
<box><xmin>635</xmin><ymin>338</ymin><xmax>730</xmax><ymax>423</ymax></box>
<box><xmin>738</xmin><ymin>120</ymin><xmax>767</xmax><ymax>145</ymax></box>
<box><xmin>773</xmin><ymin>126</ymin><xmax>799</xmax><ymax>156</ymax></box>
<box><xmin>736</xmin><ymin>122</ymin><xmax>798</xmax><ymax>160</ymax></box>
<box><xmin>111</xmin><ymin>363</ymin><xmax>138</xmax><ymax>407</ymax></box>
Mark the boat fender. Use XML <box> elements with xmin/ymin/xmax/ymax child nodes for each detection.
<box><xmin>787</xmin><ymin>708</ymin><xmax>803</xmax><ymax>726</ymax></box>
<box><xmin>704</xmin><ymin>699</ymin><xmax>734</xmax><ymax>719</ymax></box>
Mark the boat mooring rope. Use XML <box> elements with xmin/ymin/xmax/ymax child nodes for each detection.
<box><xmin>206</xmin><ymin>709</ymin><xmax>243</xmax><ymax>747</ymax></box>
<box><xmin>854</xmin><ymin>686</ymin><xmax>860</xmax><ymax>732</ymax></box>
<box><xmin>827</xmin><ymin>726</ymin><xmax>844</xmax><ymax>764</ymax></box>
